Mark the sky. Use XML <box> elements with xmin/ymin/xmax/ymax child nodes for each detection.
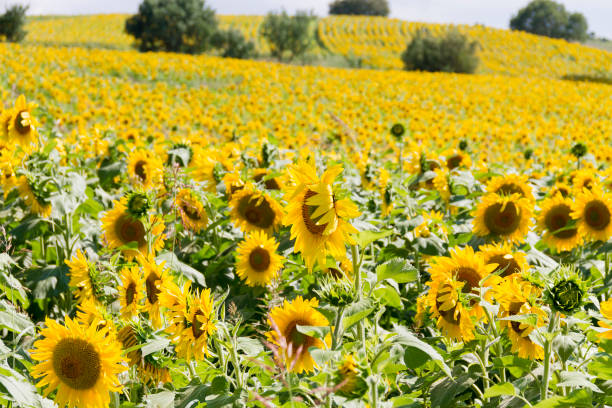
<box><xmin>2</xmin><ymin>0</ymin><xmax>611</xmax><ymax>39</ymax></box>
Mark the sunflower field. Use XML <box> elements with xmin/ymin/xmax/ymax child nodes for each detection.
<box><xmin>1</xmin><ymin>12</ymin><xmax>612</xmax><ymax>408</ymax></box>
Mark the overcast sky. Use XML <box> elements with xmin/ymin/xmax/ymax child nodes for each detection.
<box><xmin>2</xmin><ymin>0</ymin><xmax>611</xmax><ymax>39</ymax></box>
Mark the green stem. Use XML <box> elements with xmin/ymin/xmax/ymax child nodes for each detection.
<box><xmin>414</xmin><ymin>249</ymin><xmax>422</xmax><ymax>294</ymax></box>
<box><xmin>331</xmin><ymin>306</ymin><xmax>345</xmax><ymax>349</ymax></box>
<box><xmin>370</xmin><ymin>375</ymin><xmax>379</xmax><ymax>408</ymax></box>
<box><xmin>351</xmin><ymin>245</ymin><xmax>366</xmax><ymax>354</ymax></box>
<box><xmin>229</xmin><ymin>338</ymin><xmax>243</xmax><ymax>389</ymax></box>
<box><xmin>482</xmin><ymin>302</ymin><xmax>506</xmax><ymax>383</ymax></box>
<box><xmin>541</xmin><ymin>312</ymin><xmax>559</xmax><ymax>400</ymax></box>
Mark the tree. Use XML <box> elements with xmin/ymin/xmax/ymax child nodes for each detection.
<box><xmin>125</xmin><ymin>0</ymin><xmax>218</xmax><ymax>54</ymax></box>
<box><xmin>509</xmin><ymin>0</ymin><xmax>588</xmax><ymax>42</ymax></box>
<box><xmin>0</xmin><ymin>4</ymin><xmax>28</xmax><ymax>43</ymax></box>
<box><xmin>261</xmin><ymin>11</ymin><xmax>315</xmax><ymax>62</ymax></box>
<box><xmin>329</xmin><ymin>0</ymin><xmax>389</xmax><ymax>17</ymax></box>
<box><xmin>401</xmin><ymin>28</ymin><xmax>479</xmax><ymax>74</ymax></box>
<box><xmin>211</xmin><ymin>29</ymin><xmax>256</xmax><ymax>59</ymax></box>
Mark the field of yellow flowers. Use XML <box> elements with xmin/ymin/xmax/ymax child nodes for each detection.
<box><xmin>0</xmin><ymin>13</ymin><xmax>612</xmax><ymax>408</ymax></box>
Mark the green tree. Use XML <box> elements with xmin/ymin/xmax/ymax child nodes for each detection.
<box><xmin>401</xmin><ymin>28</ymin><xmax>479</xmax><ymax>74</ymax></box>
<box><xmin>261</xmin><ymin>11</ymin><xmax>315</xmax><ymax>62</ymax></box>
<box><xmin>329</xmin><ymin>0</ymin><xmax>389</xmax><ymax>16</ymax></box>
<box><xmin>211</xmin><ymin>29</ymin><xmax>256</xmax><ymax>59</ymax></box>
<box><xmin>510</xmin><ymin>0</ymin><xmax>588</xmax><ymax>42</ymax></box>
<box><xmin>0</xmin><ymin>4</ymin><xmax>28</xmax><ymax>43</ymax></box>
<box><xmin>125</xmin><ymin>0</ymin><xmax>218</xmax><ymax>53</ymax></box>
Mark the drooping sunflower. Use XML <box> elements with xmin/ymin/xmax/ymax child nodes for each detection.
<box><xmin>571</xmin><ymin>187</ymin><xmax>612</xmax><ymax>242</ymax></box>
<box><xmin>235</xmin><ymin>230</ymin><xmax>284</xmax><ymax>287</ymax></box>
<box><xmin>29</xmin><ymin>317</ymin><xmax>125</xmax><ymax>408</ymax></box>
<box><xmin>253</xmin><ymin>168</ymin><xmax>284</xmax><ymax>190</ymax></box>
<box><xmin>140</xmin><ymin>254</ymin><xmax>171</xmax><ymax>329</ymax></box>
<box><xmin>283</xmin><ymin>161</ymin><xmax>361</xmax><ymax>271</ymax></box>
<box><xmin>171</xmin><ymin>288</ymin><xmax>217</xmax><ymax>361</ymax></box>
<box><xmin>6</xmin><ymin>95</ymin><xmax>39</xmax><ymax>148</ymax></box>
<box><xmin>537</xmin><ymin>194</ymin><xmax>582</xmax><ymax>252</ymax></box>
<box><xmin>479</xmin><ymin>243</ymin><xmax>529</xmax><ymax>278</ymax></box>
<box><xmin>100</xmin><ymin>197</ymin><xmax>165</xmax><ymax>259</ymax></box>
<box><xmin>266</xmin><ymin>296</ymin><xmax>330</xmax><ymax>373</ymax></box>
<box><xmin>486</xmin><ymin>174</ymin><xmax>534</xmax><ymax>202</ymax></box>
<box><xmin>17</xmin><ymin>176</ymin><xmax>52</xmax><ymax>218</ymax></box>
<box><xmin>335</xmin><ymin>354</ymin><xmax>367</xmax><ymax>398</ymax></box>
<box><xmin>229</xmin><ymin>184</ymin><xmax>284</xmax><ymax>234</ymax></box>
<box><xmin>118</xmin><ymin>265</ymin><xmax>144</xmax><ymax>321</ymax></box>
<box><xmin>127</xmin><ymin>150</ymin><xmax>164</xmax><ymax>190</ymax></box>
<box><xmin>473</xmin><ymin>193</ymin><xmax>533</xmax><ymax>244</ymax></box>
<box><xmin>175</xmin><ymin>188</ymin><xmax>209</xmax><ymax>232</ymax></box>
<box><xmin>493</xmin><ymin>276</ymin><xmax>546</xmax><ymax>360</ymax></box>
<box><xmin>117</xmin><ymin>324</ymin><xmax>171</xmax><ymax>385</ymax></box>
<box><xmin>598</xmin><ymin>298</ymin><xmax>612</xmax><ymax>340</ymax></box>
<box><xmin>65</xmin><ymin>249</ymin><xmax>99</xmax><ymax>303</ymax></box>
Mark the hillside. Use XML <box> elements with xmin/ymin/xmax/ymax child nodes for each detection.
<box><xmin>25</xmin><ymin>14</ymin><xmax>612</xmax><ymax>78</ymax></box>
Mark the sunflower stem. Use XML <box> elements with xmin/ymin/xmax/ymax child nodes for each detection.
<box><xmin>541</xmin><ymin>311</ymin><xmax>559</xmax><ymax>400</ymax></box>
<box><xmin>332</xmin><ymin>306</ymin><xmax>345</xmax><ymax>349</ymax></box>
<box><xmin>482</xmin><ymin>301</ymin><xmax>506</xmax><ymax>383</ymax></box>
<box><xmin>351</xmin><ymin>245</ymin><xmax>367</xmax><ymax>354</ymax></box>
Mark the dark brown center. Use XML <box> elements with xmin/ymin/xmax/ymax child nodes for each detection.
<box><xmin>484</xmin><ymin>202</ymin><xmax>521</xmax><ymax>235</ymax></box>
<box><xmin>249</xmin><ymin>247</ymin><xmax>271</xmax><ymax>271</ymax></box>
<box><xmin>544</xmin><ymin>204</ymin><xmax>577</xmax><ymax>239</ymax></box>
<box><xmin>52</xmin><ymin>338</ymin><xmax>101</xmax><ymax>390</ymax></box>
<box><xmin>584</xmin><ymin>200</ymin><xmax>611</xmax><ymax>231</ymax></box>
<box><xmin>115</xmin><ymin>215</ymin><xmax>146</xmax><ymax>247</ymax></box>
<box><xmin>301</xmin><ymin>190</ymin><xmax>327</xmax><ymax>235</ymax></box>
<box><xmin>145</xmin><ymin>272</ymin><xmax>160</xmax><ymax>304</ymax></box>
<box><xmin>134</xmin><ymin>161</ymin><xmax>147</xmax><ymax>181</ymax></box>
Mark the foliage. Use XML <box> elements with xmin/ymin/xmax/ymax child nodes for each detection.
<box><xmin>401</xmin><ymin>27</ymin><xmax>479</xmax><ymax>73</ymax></box>
<box><xmin>0</xmin><ymin>4</ymin><xmax>28</xmax><ymax>43</ymax></box>
<box><xmin>125</xmin><ymin>0</ymin><xmax>218</xmax><ymax>53</ymax></box>
<box><xmin>329</xmin><ymin>0</ymin><xmax>390</xmax><ymax>17</ymax></box>
<box><xmin>211</xmin><ymin>28</ymin><xmax>256</xmax><ymax>59</ymax></box>
<box><xmin>510</xmin><ymin>0</ymin><xmax>588</xmax><ymax>42</ymax></box>
<box><xmin>261</xmin><ymin>10</ymin><xmax>316</xmax><ymax>62</ymax></box>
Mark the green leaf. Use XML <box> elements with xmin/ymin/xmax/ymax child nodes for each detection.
<box><xmin>588</xmin><ymin>355</ymin><xmax>612</xmax><ymax>380</ymax></box>
<box><xmin>553</xmin><ymin>332</ymin><xmax>584</xmax><ymax>362</ymax></box>
<box><xmin>355</xmin><ymin>229</ymin><xmax>393</xmax><ymax>247</ymax></box>
<box><xmin>310</xmin><ymin>349</ymin><xmax>340</xmax><ymax>367</ymax></box>
<box><xmin>392</xmin><ymin>325</ymin><xmax>451</xmax><ymax>377</ymax></box>
<box><xmin>236</xmin><ymin>337</ymin><xmax>264</xmax><ymax>357</ymax></box>
<box><xmin>483</xmin><ymin>382</ymin><xmax>516</xmax><ymax>399</ymax></box>
<box><xmin>342</xmin><ymin>298</ymin><xmax>375</xmax><ymax>331</ymax></box>
<box><xmin>141</xmin><ymin>336</ymin><xmax>170</xmax><ymax>357</ymax></box>
<box><xmin>376</xmin><ymin>258</ymin><xmax>417</xmax><ymax>284</ymax></box>
<box><xmin>296</xmin><ymin>325</ymin><xmax>330</xmax><ymax>340</ymax></box>
<box><xmin>0</xmin><ymin>365</ymin><xmax>39</xmax><ymax>406</ymax></box>
<box><xmin>145</xmin><ymin>391</ymin><xmax>175</xmax><ymax>408</ymax></box>
<box><xmin>157</xmin><ymin>251</ymin><xmax>205</xmax><ymax>286</ymax></box>
<box><xmin>374</xmin><ymin>285</ymin><xmax>402</xmax><ymax>308</ymax></box>
<box><xmin>430</xmin><ymin>373</ymin><xmax>475</xmax><ymax>408</ymax></box>
<box><xmin>533</xmin><ymin>389</ymin><xmax>592</xmax><ymax>407</ymax></box>
<box><xmin>403</xmin><ymin>346</ymin><xmax>430</xmax><ymax>370</ymax></box>
<box><xmin>0</xmin><ymin>301</ymin><xmax>34</xmax><ymax>334</ymax></box>
<box><xmin>556</xmin><ymin>371</ymin><xmax>602</xmax><ymax>393</ymax></box>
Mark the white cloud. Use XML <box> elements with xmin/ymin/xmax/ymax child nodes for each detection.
<box><xmin>1</xmin><ymin>0</ymin><xmax>611</xmax><ymax>38</ymax></box>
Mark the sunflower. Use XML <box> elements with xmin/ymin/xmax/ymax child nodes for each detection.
<box><xmin>118</xmin><ymin>265</ymin><xmax>144</xmax><ymax>321</ymax></box>
<box><xmin>117</xmin><ymin>324</ymin><xmax>171</xmax><ymax>385</ymax></box>
<box><xmin>571</xmin><ymin>169</ymin><xmax>598</xmax><ymax>194</ymax></box>
<box><xmin>6</xmin><ymin>95</ymin><xmax>39</xmax><ymax>148</ymax></box>
<box><xmin>571</xmin><ymin>187</ymin><xmax>612</xmax><ymax>242</ymax></box>
<box><xmin>537</xmin><ymin>194</ymin><xmax>582</xmax><ymax>252</ymax></box>
<box><xmin>100</xmin><ymin>197</ymin><xmax>165</xmax><ymax>259</ymax></box>
<box><xmin>493</xmin><ymin>276</ymin><xmax>546</xmax><ymax>360</ymax></box>
<box><xmin>171</xmin><ymin>288</ymin><xmax>217</xmax><ymax>361</ymax></box>
<box><xmin>229</xmin><ymin>184</ymin><xmax>284</xmax><ymax>234</ymax></box>
<box><xmin>486</xmin><ymin>174</ymin><xmax>534</xmax><ymax>202</ymax></box>
<box><xmin>473</xmin><ymin>193</ymin><xmax>533</xmax><ymax>244</ymax></box>
<box><xmin>479</xmin><ymin>243</ymin><xmax>529</xmax><ymax>278</ymax></box>
<box><xmin>598</xmin><ymin>298</ymin><xmax>612</xmax><ymax>340</ymax></box>
<box><xmin>443</xmin><ymin>148</ymin><xmax>471</xmax><ymax>170</ymax></box>
<box><xmin>415</xmin><ymin>210</ymin><xmax>448</xmax><ymax>240</ymax></box>
<box><xmin>17</xmin><ymin>176</ymin><xmax>52</xmax><ymax>218</ymax></box>
<box><xmin>283</xmin><ymin>161</ymin><xmax>360</xmax><ymax>271</ymax></box>
<box><xmin>253</xmin><ymin>168</ymin><xmax>284</xmax><ymax>190</ymax></box>
<box><xmin>266</xmin><ymin>296</ymin><xmax>330</xmax><ymax>373</ymax></box>
<box><xmin>127</xmin><ymin>150</ymin><xmax>164</xmax><ymax>190</ymax></box>
<box><xmin>235</xmin><ymin>230</ymin><xmax>284</xmax><ymax>287</ymax></box>
<box><xmin>191</xmin><ymin>147</ymin><xmax>219</xmax><ymax>193</ymax></box>
<box><xmin>140</xmin><ymin>254</ymin><xmax>171</xmax><ymax>329</ymax></box>
<box><xmin>548</xmin><ymin>182</ymin><xmax>571</xmax><ymax>198</ymax></box>
<box><xmin>76</xmin><ymin>298</ymin><xmax>116</xmax><ymax>335</ymax></box>
<box><xmin>175</xmin><ymin>188</ymin><xmax>209</xmax><ymax>232</ymax></box>
<box><xmin>335</xmin><ymin>355</ymin><xmax>366</xmax><ymax>397</ymax></box>
<box><xmin>379</xmin><ymin>168</ymin><xmax>392</xmax><ymax>216</ymax></box>
<box><xmin>0</xmin><ymin>161</ymin><xmax>18</xmax><ymax>197</ymax></box>
<box><xmin>30</xmin><ymin>317</ymin><xmax>125</xmax><ymax>408</ymax></box>
<box><xmin>66</xmin><ymin>249</ymin><xmax>100</xmax><ymax>303</ymax></box>
<box><xmin>222</xmin><ymin>172</ymin><xmax>244</xmax><ymax>200</ymax></box>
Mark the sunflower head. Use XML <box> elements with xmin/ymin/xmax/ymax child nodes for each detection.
<box><xmin>235</xmin><ymin>230</ymin><xmax>284</xmax><ymax>287</ymax></box>
<box><xmin>167</xmin><ymin>142</ymin><xmax>193</xmax><ymax>167</ymax></box>
<box><xmin>230</xmin><ymin>185</ymin><xmax>283</xmax><ymax>234</ymax></box>
<box><xmin>571</xmin><ymin>187</ymin><xmax>612</xmax><ymax>242</ymax></box>
<box><xmin>473</xmin><ymin>193</ymin><xmax>533</xmax><ymax>244</ymax></box>
<box><xmin>545</xmin><ymin>266</ymin><xmax>587</xmax><ymax>315</ymax></box>
<box><xmin>335</xmin><ymin>355</ymin><xmax>367</xmax><ymax>398</ymax></box>
<box><xmin>126</xmin><ymin>192</ymin><xmax>151</xmax><ymax>218</ymax></box>
<box><xmin>6</xmin><ymin>95</ymin><xmax>39</xmax><ymax>148</ymax></box>
<box><xmin>175</xmin><ymin>188</ymin><xmax>209</xmax><ymax>233</ymax></box>
<box><xmin>390</xmin><ymin>123</ymin><xmax>405</xmax><ymax>139</ymax></box>
<box><xmin>315</xmin><ymin>275</ymin><xmax>355</xmax><ymax>307</ymax></box>
<box><xmin>30</xmin><ymin>317</ymin><xmax>125</xmax><ymax>408</ymax></box>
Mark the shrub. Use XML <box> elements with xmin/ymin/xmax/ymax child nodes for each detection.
<box><xmin>261</xmin><ymin>10</ymin><xmax>315</xmax><ymax>62</ymax></box>
<box><xmin>125</xmin><ymin>0</ymin><xmax>217</xmax><ymax>54</ymax></box>
<box><xmin>329</xmin><ymin>0</ymin><xmax>389</xmax><ymax>17</ymax></box>
<box><xmin>0</xmin><ymin>4</ymin><xmax>28</xmax><ymax>43</ymax></box>
<box><xmin>401</xmin><ymin>28</ymin><xmax>479</xmax><ymax>74</ymax></box>
<box><xmin>510</xmin><ymin>0</ymin><xmax>588</xmax><ymax>42</ymax></box>
<box><xmin>211</xmin><ymin>29</ymin><xmax>256</xmax><ymax>59</ymax></box>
